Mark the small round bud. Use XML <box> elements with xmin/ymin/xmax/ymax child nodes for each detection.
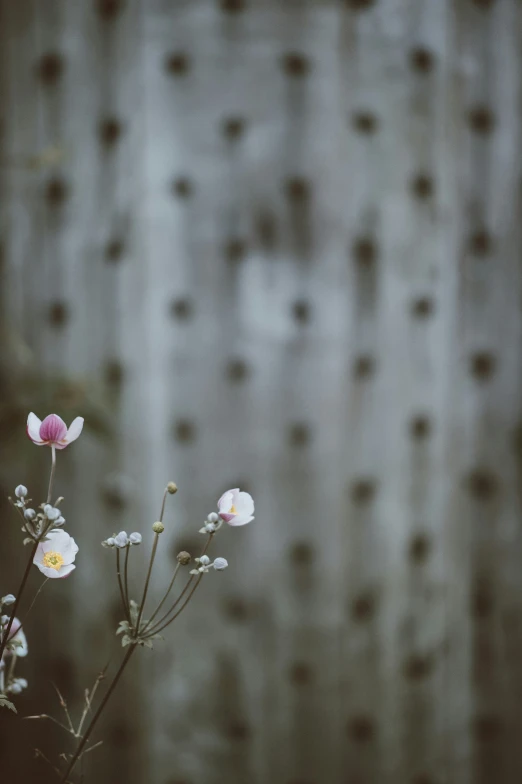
<box><xmin>129</xmin><ymin>532</ymin><xmax>142</xmax><ymax>545</ymax></box>
<box><xmin>177</xmin><ymin>551</ymin><xmax>191</xmax><ymax>565</ymax></box>
<box><xmin>114</xmin><ymin>531</ymin><xmax>129</xmax><ymax>548</ymax></box>
<box><xmin>14</xmin><ymin>485</ymin><xmax>28</xmax><ymax>499</ymax></box>
<box><xmin>207</xmin><ymin>512</ymin><xmax>219</xmax><ymax>523</ymax></box>
<box><xmin>44</xmin><ymin>504</ymin><xmax>60</xmax><ymax>521</ymax></box>
<box><xmin>9</xmin><ymin>681</ymin><xmax>23</xmax><ymax>694</ymax></box>
<box><xmin>213</xmin><ymin>557</ymin><xmax>228</xmax><ymax>571</ymax></box>
<box><xmin>199</xmin><ymin>555</ymin><xmax>210</xmax><ymax>566</ymax></box>
<box><xmin>24</xmin><ymin>508</ymin><xmax>36</xmax><ymax>521</ymax></box>
<box><xmin>205</xmin><ymin>522</ymin><xmax>217</xmax><ymax>533</ymax></box>
<box><xmin>104</xmin><ymin>537</ymin><xmax>116</xmax><ymax>548</ymax></box>
<box><xmin>167</xmin><ymin>482</ymin><xmax>178</xmax><ymax>495</ymax></box>
<box><xmin>2</xmin><ymin>595</ymin><xmax>16</xmax><ymax>606</ymax></box>
<box><xmin>152</xmin><ymin>521</ymin><xmax>165</xmax><ymax>534</ymax></box>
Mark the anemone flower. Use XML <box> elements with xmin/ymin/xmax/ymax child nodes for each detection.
<box><xmin>33</xmin><ymin>530</ymin><xmax>78</xmax><ymax>578</ymax></box>
<box><xmin>217</xmin><ymin>488</ymin><xmax>254</xmax><ymax>526</ymax></box>
<box><xmin>27</xmin><ymin>413</ymin><xmax>84</xmax><ymax>450</ymax></box>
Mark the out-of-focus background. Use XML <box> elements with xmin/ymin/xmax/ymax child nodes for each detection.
<box><xmin>1</xmin><ymin>0</ymin><xmax>522</xmax><ymax>782</ymax></box>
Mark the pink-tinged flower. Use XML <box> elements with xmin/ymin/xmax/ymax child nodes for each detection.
<box><xmin>33</xmin><ymin>530</ymin><xmax>78</xmax><ymax>579</ymax></box>
<box><xmin>217</xmin><ymin>488</ymin><xmax>254</xmax><ymax>526</ymax></box>
<box><xmin>27</xmin><ymin>412</ymin><xmax>84</xmax><ymax>449</ymax></box>
<box><xmin>5</xmin><ymin>619</ymin><xmax>28</xmax><ymax>658</ymax></box>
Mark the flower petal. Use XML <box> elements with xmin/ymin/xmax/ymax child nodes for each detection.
<box><xmin>63</xmin><ymin>416</ymin><xmax>84</xmax><ymax>445</ymax></box>
<box><xmin>27</xmin><ymin>412</ymin><xmax>45</xmax><ymax>444</ymax></box>
<box><xmin>235</xmin><ymin>491</ymin><xmax>254</xmax><ymax>519</ymax></box>
<box><xmin>57</xmin><ymin>564</ymin><xmax>76</xmax><ymax>578</ymax></box>
<box><xmin>227</xmin><ymin>514</ymin><xmax>254</xmax><ymax>527</ymax></box>
<box><xmin>39</xmin><ymin>414</ymin><xmax>67</xmax><ymax>444</ymax></box>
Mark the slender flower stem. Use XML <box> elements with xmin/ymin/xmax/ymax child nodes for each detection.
<box><xmin>123</xmin><ymin>546</ymin><xmax>130</xmax><ymax>608</ymax></box>
<box><xmin>145</xmin><ymin>574</ymin><xmax>195</xmax><ymax>635</ymax></box>
<box><xmin>59</xmin><ymin>644</ymin><xmax>137</xmax><ymax>783</ymax></box>
<box><xmin>13</xmin><ymin>577</ymin><xmax>49</xmax><ymax>637</ymax></box>
<box><xmin>135</xmin><ymin>533</ymin><xmax>159</xmax><ymax>631</ymax></box>
<box><xmin>141</xmin><ymin>564</ymin><xmax>180</xmax><ymax>633</ymax></box>
<box><xmin>158</xmin><ymin>488</ymin><xmax>168</xmax><ymax>523</ymax></box>
<box><xmin>47</xmin><ymin>446</ymin><xmax>57</xmax><ymax>504</ymax></box>
<box><xmin>145</xmin><ymin>535</ymin><xmax>213</xmax><ymax>635</ymax></box>
<box><xmin>0</xmin><ymin>542</ymin><xmax>38</xmax><ymax>663</ymax></box>
<box><xmin>116</xmin><ymin>550</ymin><xmax>130</xmax><ymax>623</ymax></box>
<box><xmin>145</xmin><ymin>575</ymin><xmax>203</xmax><ymax>638</ymax></box>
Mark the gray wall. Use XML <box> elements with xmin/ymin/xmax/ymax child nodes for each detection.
<box><xmin>1</xmin><ymin>1</ymin><xmax>522</xmax><ymax>783</ymax></box>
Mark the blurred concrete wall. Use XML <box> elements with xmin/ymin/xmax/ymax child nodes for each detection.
<box><xmin>1</xmin><ymin>1</ymin><xmax>522</xmax><ymax>783</ymax></box>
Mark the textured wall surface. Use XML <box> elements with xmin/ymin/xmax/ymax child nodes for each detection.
<box><xmin>1</xmin><ymin>1</ymin><xmax>522</xmax><ymax>783</ymax></box>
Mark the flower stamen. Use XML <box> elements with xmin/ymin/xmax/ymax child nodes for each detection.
<box><xmin>42</xmin><ymin>551</ymin><xmax>64</xmax><ymax>571</ymax></box>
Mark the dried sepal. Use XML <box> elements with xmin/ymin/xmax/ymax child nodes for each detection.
<box><xmin>0</xmin><ymin>696</ymin><xmax>17</xmax><ymax>713</ymax></box>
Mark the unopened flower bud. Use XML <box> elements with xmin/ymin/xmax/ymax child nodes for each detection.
<box><xmin>129</xmin><ymin>532</ymin><xmax>142</xmax><ymax>545</ymax></box>
<box><xmin>44</xmin><ymin>505</ymin><xmax>60</xmax><ymax>521</ymax></box>
<box><xmin>199</xmin><ymin>555</ymin><xmax>210</xmax><ymax>566</ymax></box>
<box><xmin>177</xmin><ymin>551</ymin><xmax>191</xmax><ymax>565</ymax></box>
<box><xmin>9</xmin><ymin>681</ymin><xmax>23</xmax><ymax>694</ymax></box>
<box><xmin>167</xmin><ymin>482</ymin><xmax>178</xmax><ymax>495</ymax></box>
<box><xmin>114</xmin><ymin>531</ymin><xmax>129</xmax><ymax>548</ymax></box>
<box><xmin>213</xmin><ymin>557</ymin><xmax>228</xmax><ymax>571</ymax></box>
<box><xmin>103</xmin><ymin>537</ymin><xmax>116</xmax><ymax>548</ymax></box>
<box><xmin>152</xmin><ymin>521</ymin><xmax>164</xmax><ymax>534</ymax></box>
<box><xmin>15</xmin><ymin>485</ymin><xmax>28</xmax><ymax>499</ymax></box>
<box><xmin>2</xmin><ymin>595</ymin><xmax>15</xmax><ymax>606</ymax></box>
<box><xmin>205</xmin><ymin>522</ymin><xmax>217</xmax><ymax>533</ymax></box>
<box><xmin>207</xmin><ymin>512</ymin><xmax>219</xmax><ymax>523</ymax></box>
<box><xmin>24</xmin><ymin>508</ymin><xmax>36</xmax><ymax>521</ymax></box>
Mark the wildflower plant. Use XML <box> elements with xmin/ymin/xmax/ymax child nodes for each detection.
<box><xmin>0</xmin><ymin>413</ymin><xmax>83</xmax><ymax>712</ymax></box>
<box><xmin>1</xmin><ymin>412</ymin><xmax>254</xmax><ymax>782</ymax></box>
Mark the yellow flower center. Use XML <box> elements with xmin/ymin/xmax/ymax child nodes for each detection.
<box><xmin>42</xmin><ymin>551</ymin><xmax>64</xmax><ymax>571</ymax></box>
<box><xmin>229</xmin><ymin>504</ymin><xmax>237</xmax><ymax>515</ymax></box>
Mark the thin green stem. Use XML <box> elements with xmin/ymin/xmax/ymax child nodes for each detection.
<box><xmin>116</xmin><ymin>550</ymin><xmax>130</xmax><ymax>623</ymax></box>
<box><xmin>14</xmin><ymin>577</ymin><xmax>49</xmax><ymax>637</ymax></box>
<box><xmin>145</xmin><ymin>534</ymin><xmax>213</xmax><ymax>636</ymax></box>
<box><xmin>123</xmin><ymin>545</ymin><xmax>130</xmax><ymax>609</ymax></box>
<box><xmin>59</xmin><ymin>644</ymin><xmax>137</xmax><ymax>783</ymax></box>
<box><xmin>135</xmin><ymin>534</ymin><xmax>159</xmax><ymax>632</ymax></box>
<box><xmin>0</xmin><ymin>542</ymin><xmax>38</xmax><ymax>662</ymax></box>
<box><xmin>144</xmin><ymin>574</ymin><xmax>195</xmax><ymax>635</ymax></box>
<box><xmin>141</xmin><ymin>563</ymin><xmax>180</xmax><ymax>634</ymax></box>
<box><xmin>158</xmin><ymin>488</ymin><xmax>168</xmax><ymax>523</ymax></box>
<box><xmin>47</xmin><ymin>446</ymin><xmax>56</xmax><ymax>504</ymax></box>
<box><xmin>145</xmin><ymin>575</ymin><xmax>203</xmax><ymax>638</ymax></box>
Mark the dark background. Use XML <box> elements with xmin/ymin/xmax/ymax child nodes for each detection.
<box><xmin>1</xmin><ymin>0</ymin><xmax>522</xmax><ymax>783</ymax></box>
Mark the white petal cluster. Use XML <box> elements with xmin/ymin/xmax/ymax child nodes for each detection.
<box><xmin>102</xmin><ymin>531</ymin><xmax>142</xmax><ymax>548</ymax></box>
<box><xmin>190</xmin><ymin>555</ymin><xmax>229</xmax><ymax>574</ymax></box>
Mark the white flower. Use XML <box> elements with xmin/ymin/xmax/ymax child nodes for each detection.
<box><xmin>129</xmin><ymin>532</ymin><xmax>142</xmax><ymax>545</ymax></box>
<box><xmin>24</xmin><ymin>508</ymin><xmax>36</xmax><ymax>520</ymax></box>
<box><xmin>217</xmin><ymin>488</ymin><xmax>254</xmax><ymax>526</ymax></box>
<box><xmin>15</xmin><ymin>485</ymin><xmax>28</xmax><ymax>498</ymax></box>
<box><xmin>213</xmin><ymin>557</ymin><xmax>228</xmax><ymax>571</ymax></box>
<box><xmin>113</xmin><ymin>531</ymin><xmax>129</xmax><ymax>548</ymax></box>
<box><xmin>33</xmin><ymin>530</ymin><xmax>78</xmax><ymax>578</ymax></box>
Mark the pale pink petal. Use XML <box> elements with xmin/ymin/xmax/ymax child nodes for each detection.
<box><xmin>27</xmin><ymin>412</ymin><xmax>45</xmax><ymax>444</ymax></box>
<box><xmin>57</xmin><ymin>564</ymin><xmax>75</xmax><ymax>578</ymax></box>
<box><xmin>34</xmin><ymin>563</ymin><xmax>59</xmax><ymax>578</ymax></box>
<box><xmin>39</xmin><ymin>414</ymin><xmax>67</xmax><ymax>444</ymax></box>
<box><xmin>62</xmin><ymin>416</ymin><xmax>84</xmax><ymax>445</ymax></box>
<box><xmin>218</xmin><ymin>489</ymin><xmax>237</xmax><ymax>510</ymax></box>
<box><xmin>235</xmin><ymin>491</ymin><xmax>254</xmax><ymax>519</ymax></box>
<box><xmin>227</xmin><ymin>513</ymin><xmax>254</xmax><ymax>527</ymax></box>
<box><xmin>219</xmin><ymin>512</ymin><xmax>236</xmax><ymax>523</ymax></box>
